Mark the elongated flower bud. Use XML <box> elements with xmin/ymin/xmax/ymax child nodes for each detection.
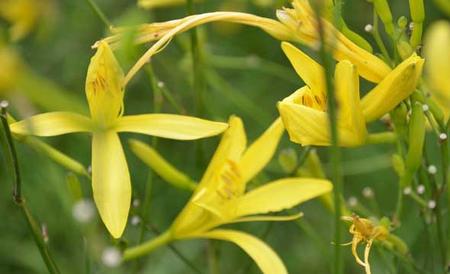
<box><xmin>85</xmin><ymin>41</ymin><xmax>125</xmax><ymax>127</ymax></box>
<box><xmin>405</xmin><ymin>102</ymin><xmax>425</xmax><ymax>175</ymax></box>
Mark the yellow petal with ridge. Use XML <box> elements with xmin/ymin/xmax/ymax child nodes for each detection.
<box><xmin>92</xmin><ymin>131</ymin><xmax>131</xmax><ymax>238</ymax></box>
<box><xmin>115</xmin><ymin>114</ymin><xmax>228</xmax><ymax>140</ymax></box>
<box><xmin>10</xmin><ymin>112</ymin><xmax>93</xmax><ymax>136</ymax></box>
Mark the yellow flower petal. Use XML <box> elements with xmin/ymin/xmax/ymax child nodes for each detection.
<box><xmin>129</xmin><ymin>139</ymin><xmax>196</xmax><ymax>191</ymax></box>
<box><xmin>281</xmin><ymin>42</ymin><xmax>325</xmax><ymax>95</ymax></box>
<box><xmin>114</xmin><ymin>114</ymin><xmax>228</xmax><ymax>140</ymax></box>
<box><xmin>10</xmin><ymin>112</ymin><xmax>93</xmax><ymax>136</ymax></box>
<box><xmin>86</xmin><ymin>41</ymin><xmax>125</xmax><ymax>126</ymax></box>
<box><xmin>334</xmin><ymin>60</ymin><xmax>367</xmax><ymax>144</ymax></box>
<box><xmin>92</xmin><ymin>132</ymin><xmax>131</xmax><ymax>238</ymax></box>
<box><xmin>278</xmin><ymin>91</ymin><xmax>330</xmax><ymax>146</ymax></box>
<box><xmin>238</xmin><ymin>118</ymin><xmax>284</xmax><ymax>184</ymax></box>
<box><xmin>361</xmin><ymin>54</ymin><xmax>424</xmax><ymax>122</ymax></box>
<box><xmin>234</xmin><ymin>178</ymin><xmax>332</xmax><ymax>217</ymax></box>
<box><xmin>196</xmin><ymin>229</ymin><xmax>287</xmax><ymax>274</ymax></box>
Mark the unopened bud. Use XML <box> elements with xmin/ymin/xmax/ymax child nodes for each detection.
<box><xmin>101</xmin><ymin>247</ymin><xmax>122</xmax><ymax>267</ymax></box>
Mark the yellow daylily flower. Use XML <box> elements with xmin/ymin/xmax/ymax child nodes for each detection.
<box><xmin>9</xmin><ymin>41</ymin><xmax>228</xmax><ymax>238</ymax></box>
<box><xmin>277</xmin><ymin>42</ymin><xmax>424</xmax><ymax>147</ymax></box>
<box><xmin>125</xmin><ymin>116</ymin><xmax>333</xmax><ymax>273</ymax></box>
<box><xmin>276</xmin><ymin>0</ymin><xmax>392</xmax><ymax>83</ymax></box>
<box><xmin>342</xmin><ymin>215</ymin><xmax>390</xmax><ymax>274</ymax></box>
<box><xmin>424</xmin><ymin>21</ymin><xmax>450</xmax><ymax>121</ymax></box>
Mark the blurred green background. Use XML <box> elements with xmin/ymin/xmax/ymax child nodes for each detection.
<box><xmin>0</xmin><ymin>0</ymin><xmax>448</xmax><ymax>273</ymax></box>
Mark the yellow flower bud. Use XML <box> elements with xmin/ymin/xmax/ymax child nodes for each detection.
<box><xmin>85</xmin><ymin>41</ymin><xmax>125</xmax><ymax>127</ymax></box>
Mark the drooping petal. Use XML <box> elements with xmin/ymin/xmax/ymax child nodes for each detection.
<box><xmin>234</xmin><ymin>178</ymin><xmax>332</xmax><ymax>218</ymax></box>
<box><xmin>85</xmin><ymin>41</ymin><xmax>125</xmax><ymax>126</ymax></box>
<box><xmin>277</xmin><ymin>90</ymin><xmax>330</xmax><ymax>146</ymax></box>
<box><xmin>334</xmin><ymin>60</ymin><xmax>367</xmax><ymax>145</ymax></box>
<box><xmin>238</xmin><ymin>118</ymin><xmax>284</xmax><ymax>184</ymax></box>
<box><xmin>92</xmin><ymin>131</ymin><xmax>131</xmax><ymax>238</ymax></box>
<box><xmin>10</xmin><ymin>112</ymin><xmax>93</xmax><ymax>136</ymax></box>
<box><xmin>114</xmin><ymin>114</ymin><xmax>228</xmax><ymax>140</ymax></box>
<box><xmin>230</xmin><ymin>212</ymin><xmax>303</xmax><ymax>223</ymax></box>
<box><xmin>361</xmin><ymin>54</ymin><xmax>424</xmax><ymax>122</ymax></box>
<box><xmin>195</xmin><ymin>229</ymin><xmax>287</xmax><ymax>274</ymax></box>
<box><xmin>281</xmin><ymin>42</ymin><xmax>326</xmax><ymax>95</ymax></box>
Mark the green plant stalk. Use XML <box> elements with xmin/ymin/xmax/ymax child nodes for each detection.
<box><xmin>0</xmin><ymin>107</ymin><xmax>60</xmax><ymax>274</ymax></box>
<box><xmin>84</xmin><ymin>0</ymin><xmax>113</xmax><ymax>29</ymax></box>
<box><xmin>187</xmin><ymin>0</ymin><xmax>206</xmax><ymax>116</ymax></box>
<box><xmin>366</xmin><ymin>132</ymin><xmax>397</xmax><ymax>144</ymax></box>
<box><xmin>408</xmin><ymin>0</ymin><xmax>424</xmax><ymax>49</ymax></box>
<box><xmin>371</xmin><ymin>9</ymin><xmax>392</xmax><ymax>64</ymax></box>
<box><xmin>315</xmin><ymin>8</ymin><xmax>343</xmax><ymax>274</ymax></box>
<box><xmin>137</xmin><ymin>64</ymin><xmax>163</xmax><ymax>244</ymax></box>
<box><xmin>124</xmin><ymin>230</ymin><xmax>173</xmax><ymax>261</ymax></box>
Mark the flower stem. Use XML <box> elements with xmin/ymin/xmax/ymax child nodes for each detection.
<box><xmin>314</xmin><ymin>5</ymin><xmax>344</xmax><ymax>274</ymax></box>
<box><xmin>366</xmin><ymin>132</ymin><xmax>397</xmax><ymax>144</ymax></box>
<box><xmin>0</xmin><ymin>105</ymin><xmax>60</xmax><ymax>274</ymax></box>
<box><xmin>123</xmin><ymin>230</ymin><xmax>172</xmax><ymax>261</ymax></box>
<box><xmin>186</xmin><ymin>0</ymin><xmax>206</xmax><ymax>116</ymax></box>
<box><xmin>84</xmin><ymin>0</ymin><xmax>113</xmax><ymax>29</ymax></box>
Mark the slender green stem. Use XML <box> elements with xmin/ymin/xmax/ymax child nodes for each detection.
<box><xmin>186</xmin><ymin>0</ymin><xmax>206</xmax><ymax>116</ymax></box>
<box><xmin>366</xmin><ymin>132</ymin><xmax>397</xmax><ymax>144</ymax></box>
<box><xmin>124</xmin><ymin>230</ymin><xmax>172</xmax><ymax>261</ymax></box>
<box><xmin>371</xmin><ymin>9</ymin><xmax>392</xmax><ymax>64</ymax></box>
<box><xmin>314</xmin><ymin>6</ymin><xmax>343</xmax><ymax>274</ymax></box>
<box><xmin>84</xmin><ymin>0</ymin><xmax>113</xmax><ymax>29</ymax></box>
<box><xmin>0</xmin><ymin>105</ymin><xmax>60</xmax><ymax>274</ymax></box>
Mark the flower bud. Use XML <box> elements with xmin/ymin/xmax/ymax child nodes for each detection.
<box><xmin>85</xmin><ymin>41</ymin><xmax>125</xmax><ymax>127</ymax></box>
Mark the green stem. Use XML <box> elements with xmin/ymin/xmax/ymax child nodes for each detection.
<box><xmin>0</xmin><ymin>105</ymin><xmax>60</xmax><ymax>274</ymax></box>
<box><xmin>124</xmin><ymin>230</ymin><xmax>172</xmax><ymax>261</ymax></box>
<box><xmin>84</xmin><ymin>0</ymin><xmax>113</xmax><ymax>29</ymax></box>
<box><xmin>315</xmin><ymin>7</ymin><xmax>343</xmax><ymax>274</ymax></box>
<box><xmin>186</xmin><ymin>0</ymin><xmax>205</xmax><ymax>116</ymax></box>
<box><xmin>366</xmin><ymin>132</ymin><xmax>397</xmax><ymax>144</ymax></box>
<box><xmin>371</xmin><ymin>9</ymin><xmax>392</xmax><ymax>64</ymax></box>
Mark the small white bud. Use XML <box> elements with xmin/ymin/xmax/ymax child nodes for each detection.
<box><xmin>403</xmin><ymin>187</ymin><xmax>412</xmax><ymax>195</ymax></box>
<box><xmin>416</xmin><ymin>184</ymin><xmax>425</xmax><ymax>194</ymax></box>
<box><xmin>0</xmin><ymin>100</ymin><xmax>9</xmax><ymax>108</ymax></box>
<box><xmin>364</xmin><ymin>24</ymin><xmax>373</xmax><ymax>32</ymax></box>
<box><xmin>130</xmin><ymin>215</ymin><xmax>141</xmax><ymax>226</ymax></box>
<box><xmin>132</xmin><ymin>199</ymin><xmax>140</xmax><ymax>208</ymax></box>
<box><xmin>362</xmin><ymin>187</ymin><xmax>374</xmax><ymax>198</ymax></box>
<box><xmin>427</xmin><ymin>165</ymin><xmax>437</xmax><ymax>175</ymax></box>
<box><xmin>427</xmin><ymin>200</ymin><xmax>436</xmax><ymax>209</ymax></box>
<box><xmin>409</xmin><ymin>22</ymin><xmax>414</xmax><ymax>30</ymax></box>
<box><xmin>421</xmin><ymin>104</ymin><xmax>429</xmax><ymax>112</ymax></box>
<box><xmin>87</xmin><ymin>165</ymin><xmax>92</xmax><ymax>175</ymax></box>
<box><xmin>439</xmin><ymin>133</ymin><xmax>447</xmax><ymax>141</ymax></box>
<box><xmin>348</xmin><ymin>196</ymin><xmax>358</xmax><ymax>207</ymax></box>
<box><xmin>101</xmin><ymin>247</ymin><xmax>122</xmax><ymax>267</ymax></box>
<box><xmin>72</xmin><ymin>199</ymin><xmax>95</xmax><ymax>223</ymax></box>
<box><xmin>157</xmin><ymin>81</ymin><xmax>165</xmax><ymax>88</ymax></box>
